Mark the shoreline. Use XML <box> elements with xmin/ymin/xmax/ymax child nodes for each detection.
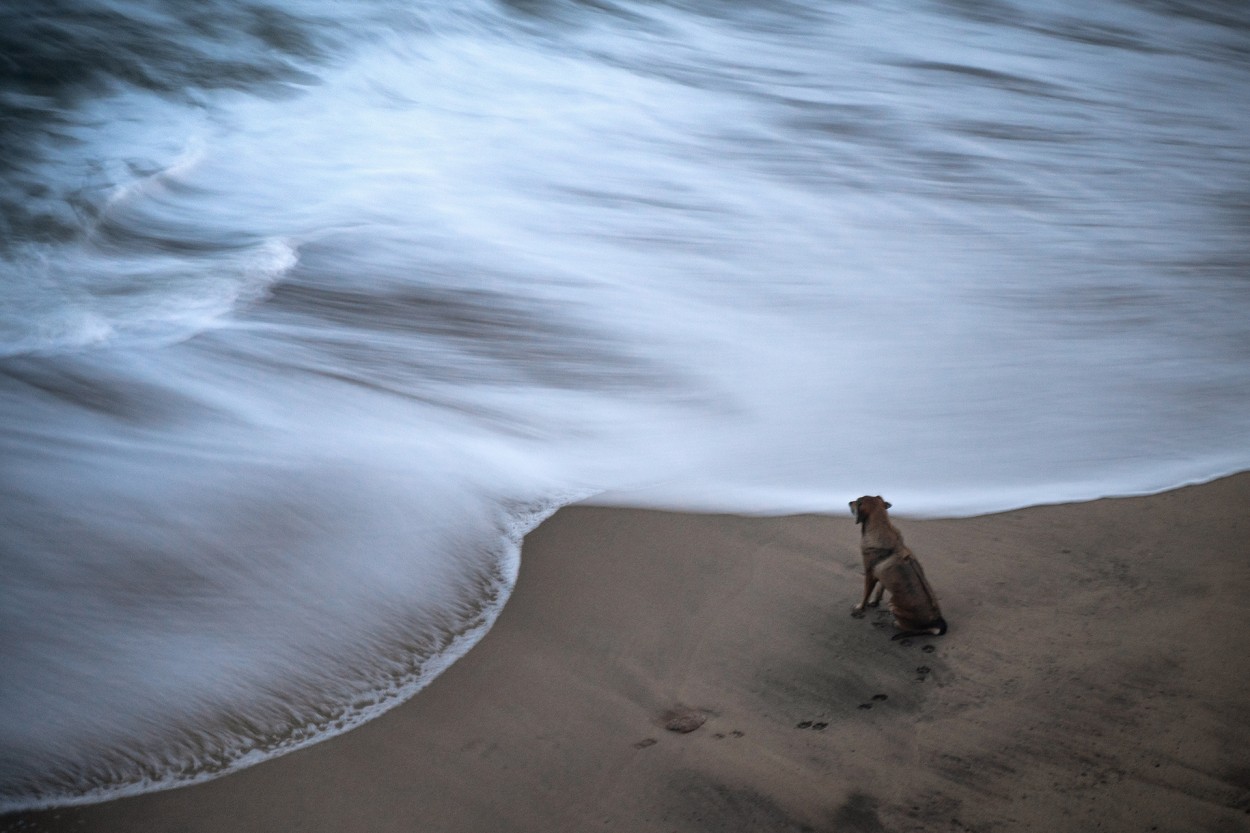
<box><xmin>6</xmin><ymin>473</ymin><xmax>1250</xmax><ymax>832</ymax></box>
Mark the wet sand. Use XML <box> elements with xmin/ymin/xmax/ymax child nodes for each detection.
<box><xmin>6</xmin><ymin>473</ymin><xmax>1250</xmax><ymax>832</ymax></box>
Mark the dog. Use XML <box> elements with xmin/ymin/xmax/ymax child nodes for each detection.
<box><xmin>849</xmin><ymin>496</ymin><xmax>947</xmax><ymax>640</ymax></box>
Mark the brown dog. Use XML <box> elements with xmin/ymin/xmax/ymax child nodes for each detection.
<box><xmin>849</xmin><ymin>496</ymin><xmax>947</xmax><ymax>640</ymax></box>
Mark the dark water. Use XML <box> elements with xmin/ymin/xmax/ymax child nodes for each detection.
<box><xmin>2</xmin><ymin>0</ymin><xmax>1248</xmax><ymax>811</ymax></box>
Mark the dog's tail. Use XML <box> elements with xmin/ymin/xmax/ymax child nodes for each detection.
<box><xmin>890</xmin><ymin>617</ymin><xmax>947</xmax><ymax>641</ymax></box>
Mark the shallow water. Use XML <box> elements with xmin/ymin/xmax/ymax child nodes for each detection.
<box><xmin>2</xmin><ymin>0</ymin><xmax>1248</xmax><ymax>811</ymax></box>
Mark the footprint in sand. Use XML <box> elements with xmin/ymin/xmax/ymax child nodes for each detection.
<box><xmin>633</xmin><ymin>738</ymin><xmax>657</xmax><ymax>749</ymax></box>
<box><xmin>922</xmin><ymin>644</ymin><xmax>936</xmax><ymax>654</ymax></box>
<box><xmin>857</xmin><ymin>693</ymin><xmax>889</xmax><ymax>709</ymax></box>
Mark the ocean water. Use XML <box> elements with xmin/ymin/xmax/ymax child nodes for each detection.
<box><xmin>2</xmin><ymin>0</ymin><xmax>1248</xmax><ymax>811</ymax></box>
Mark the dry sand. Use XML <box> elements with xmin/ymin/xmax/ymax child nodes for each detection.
<box><xmin>6</xmin><ymin>473</ymin><xmax>1250</xmax><ymax>832</ymax></box>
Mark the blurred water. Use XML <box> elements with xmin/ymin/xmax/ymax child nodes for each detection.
<box><xmin>2</xmin><ymin>0</ymin><xmax>1248</xmax><ymax>811</ymax></box>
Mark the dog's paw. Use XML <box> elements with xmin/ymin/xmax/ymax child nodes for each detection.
<box><xmin>851</xmin><ymin>606</ymin><xmax>866</xmax><ymax>618</ymax></box>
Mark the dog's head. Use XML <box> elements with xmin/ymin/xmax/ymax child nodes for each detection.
<box><xmin>849</xmin><ymin>495</ymin><xmax>892</xmax><ymax>525</ymax></box>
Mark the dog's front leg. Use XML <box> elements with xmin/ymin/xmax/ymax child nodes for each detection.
<box><xmin>852</xmin><ymin>572</ymin><xmax>879</xmax><ymax>617</ymax></box>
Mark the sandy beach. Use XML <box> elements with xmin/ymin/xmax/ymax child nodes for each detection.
<box><xmin>6</xmin><ymin>473</ymin><xmax>1249</xmax><ymax>833</ymax></box>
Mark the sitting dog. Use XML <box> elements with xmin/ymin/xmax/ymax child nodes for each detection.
<box><xmin>849</xmin><ymin>496</ymin><xmax>947</xmax><ymax>639</ymax></box>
